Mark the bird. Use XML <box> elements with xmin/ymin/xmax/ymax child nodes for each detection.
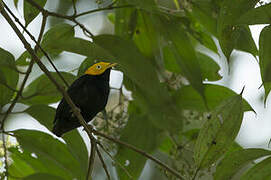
<box><xmin>52</xmin><ymin>62</ymin><xmax>117</xmax><ymax>137</ymax></box>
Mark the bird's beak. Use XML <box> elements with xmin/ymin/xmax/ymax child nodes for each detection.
<box><xmin>107</xmin><ymin>63</ymin><xmax>117</xmax><ymax>68</ymax></box>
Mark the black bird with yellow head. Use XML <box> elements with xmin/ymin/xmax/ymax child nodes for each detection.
<box><xmin>52</xmin><ymin>62</ymin><xmax>117</xmax><ymax>137</ymax></box>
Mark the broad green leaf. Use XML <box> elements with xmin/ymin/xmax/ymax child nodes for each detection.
<box><xmin>24</xmin><ymin>0</ymin><xmax>47</xmax><ymax>27</ymax></box>
<box><xmin>116</xmin><ymin>102</ymin><xmax>161</xmax><ymax>180</ymax></box>
<box><xmin>16</xmin><ymin>51</ymin><xmax>33</xmax><ymax>66</ymax></box>
<box><xmin>259</xmin><ymin>25</ymin><xmax>271</xmax><ymax>103</ymax></box>
<box><xmin>25</xmin><ymin>105</ymin><xmax>55</xmax><ymax>130</ymax></box>
<box><xmin>197</xmin><ymin>52</ymin><xmax>221</xmax><ymax>81</ymax></box>
<box><xmin>241</xmin><ymin>156</ymin><xmax>271</xmax><ymax>180</ymax></box>
<box><xmin>62</xmin><ymin>130</ymin><xmax>88</xmax><ymax>175</ymax></box>
<box><xmin>94</xmin><ymin>34</ymin><xmax>183</xmax><ymax>131</ymax></box>
<box><xmin>115</xmin><ymin>0</ymin><xmax>137</xmax><ymax>39</ymax></box>
<box><xmin>20</xmin><ymin>72</ymin><xmax>76</xmax><ymax>105</ymax></box>
<box><xmin>0</xmin><ymin>48</ymin><xmax>19</xmax><ymax>106</ymax></box>
<box><xmin>159</xmin><ymin>15</ymin><xmax>205</xmax><ymax>100</ymax></box>
<box><xmin>235</xmin><ymin>26</ymin><xmax>258</xmax><ymax>57</ymax></box>
<box><xmin>194</xmin><ymin>93</ymin><xmax>244</xmax><ymax>168</ymax></box>
<box><xmin>23</xmin><ymin>173</ymin><xmax>64</xmax><ymax>180</ymax></box>
<box><xmin>214</xmin><ymin>148</ymin><xmax>271</xmax><ymax>180</ymax></box>
<box><xmin>24</xmin><ymin>104</ymin><xmax>88</xmax><ymax>173</ymax></box>
<box><xmin>9</xmin><ymin>147</ymin><xmax>62</xmax><ymax>178</ymax></box>
<box><xmin>163</xmin><ymin>48</ymin><xmax>221</xmax><ymax>81</ymax></box>
<box><xmin>236</xmin><ymin>3</ymin><xmax>271</xmax><ymax>25</ymax></box>
<box><xmin>188</xmin><ymin>4</ymin><xmax>217</xmax><ymax>36</ymax></box>
<box><xmin>9</xmin><ymin>148</ymin><xmax>36</xmax><ymax>178</ymax></box>
<box><xmin>133</xmin><ymin>11</ymin><xmax>159</xmax><ymax>58</ymax></box>
<box><xmin>217</xmin><ymin>0</ymin><xmax>258</xmax><ymax>59</ymax></box>
<box><xmin>16</xmin><ymin>24</ymin><xmax>112</xmax><ymax>66</ymax></box>
<box><xmin>174</xmin><ymin>84</ymin><xmax>253</xmax><ymax>112</ymax></box>
<box><xmin>13</xmin><ymin>129</ymin><xmax>83</xmax><ymax>179</ymax></box>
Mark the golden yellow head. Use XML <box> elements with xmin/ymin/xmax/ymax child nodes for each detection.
<box><xmin>84</xmin><ymin>62</ymin><xmax>117</xmax><ymax>75</ymax></box>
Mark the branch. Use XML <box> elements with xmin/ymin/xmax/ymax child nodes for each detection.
<box><xmin>3</xmin><ymin>3</ymin><xmax>70</xmax><ymax>88</ymax></box>
<box><xmin>87</xmin><ymin>138</ymin><xmax>96</xmax><ymax>180</ymax></box>
<box><xmin>74</xmin><ymin>5</ymin><xmax>133</xmax><ymax>18</ymax></box>
<box><xmin>97</xmin><ymin>141</ymin><xmax>132</xmax><ymax>179</ymax></box>
<box><xmin>93</xmin><ymin>130</ymin><xmax>185</xmax><ymax>180</ymax></box>
<box><xmin>0</xmin><ymin>5</ymin><xmax>97</xmax><ymax>179</ymax></box>
<box><xmin>96</xmin><ymin>147</ymin><xmax>111</xmax><ymax>180</ymax></box>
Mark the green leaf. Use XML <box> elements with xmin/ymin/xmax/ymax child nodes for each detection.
<box><xmin>9</xmin><ymin>148</ymin><xmax>36</xmax><ymax>178</ymax></box>
<box><xmin>259</xmin><ymin>25</ymin><xmax>271</xmax><ymax>103</ymax></box>
<box><xmin>159</xmin><ymin>15</ymin><xmax>205</xmax><ymax>100</ymax></box>
<box><xmin>94</xmin><ymin>34</ymin><xmax>183</xmax><ymax>131</ymax></box>
<box><xmin>9</xmin><ymin>147</ymin><xmax>62</xmax><ymax>178</ymax></box>
<box><xmin>116</xmin><ymin>102</ymin><xmax>161</xmax><ymax>179</ymax></box>
<box><xmin>0</xmin><ymin>48</ymin><xmax>19</xmax><ymax>106</ymax></box>
<box><xmin>189</xmin><ymin>4</ymin><xmax>217</xmax><ymax>36</ymax></box>
<box><xmin>20</xmin><ymin>72</ymin><xmax>76</xmax><ymax>105</ymax></box>
<box><xmin>163</xmin><ymin>49</ymin><xmax>221</xmax><ymax>81</ymax></box>
<box><xmin>241</xmin><ymin>156</ymin><xmax>271</xmax><ymax>180</ymax></box>
<box><xmin>24</xmin><ymin>0</ymin><xmax>47</xmax><ymax>27</ymax></box>
<box><xmin>23</xmin><ymin>173</ymin><xmax>64</xmax><ymax>180</ymax></box>
<box><xmin>236</xmin><ymin>3</ymin><xmax>271</xmax><ymax>25</ymax></box>
<box><xmin>194</xmin><ymin>93</ymin><xmax>244</xmax><ymax>168</ymax></box>
<box><xmin>214</xmin><ymin>148</ymin><xmax>271</xmax><ymax>180</ymax></box>
<box><xmin>217</xmin><ymin>0</ymin><xmax>258</xmax><ymax>59</ymax></box>
<box><xmin>16</xmin><ymin>24</ymin><xmax>112</xmax><ymax>66</ymax></box>
<box><xmin>25</xmin><ymin>105</ymin><xmax>55</xmax><ymax>130</ymax></box>
<box><xmin>25</xmin><ymin>104</ymin><xmax>88</xmax><ymax>175</ymax></box>
<box><xmin>196</xmin><ymin>52</ymin><xmax>221</xmax><ymax>81</ymax></box>
<box><xmin>62</xmin><ymin>130</ymin><xmax>88</xmax><ymax>175</ymax></box>
<box><xmin>115</xmin><ymin>0</ymin><xmax>137</xmax><ymax>39</ymax></box>
<box><xmin>13</xmin><ymin>129</ymin><xmax>84</xmax><ymax>179</ymax></box>
<box><xmin>174</xmin><ymin>84</ymin><xmax>253</xmax><ymax>112</ymax></box>
<box><xmin>16</xmin><ymin>51</ymin><xmax>33</xmax><ymax>66</ymax></box>
<box><xmin>235</xmin><ymin>26</ymin><xmax>258</xmax><ymax>57</ymax></box>
<box><xmin>133</xmin><ymin>11</ymin><xmax>159</xmax><ymax>58</ymax></box>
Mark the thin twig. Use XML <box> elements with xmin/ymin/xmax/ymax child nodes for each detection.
<box><xmin>0</xmin><ymin>5</ymin><xmax>48</xmax><ymax>178</ymax></box>
<box><xmin>96</xmin><ymin>147</ymin><xmax>111</xmax><ymax>180</ymax></box>
<box><xmin>74</xmin><ymin>5</ymin><xmax>133</xmax><ymax>18</ymax></box>
<box><xmin>87</xmin><ymin>139</ymin><xmax>96</xmax><ymax>180</ymax></box>
<box><xmin>97</xmin><ymin>141</ymin><xmax>132</xmax><ymax>179</ymax></box>
<box><xmin>0</xmin><ymin>8</ymin><xmax>98</xmax><ymax>180</ymax></box>
<box><xmin>3</xmin><ymin>3</ymin><xmax>70</xmax><ymax>88</ymax></box>
<box><xmin>93</xmin><ymin>130</ymin><xmax>185</xmax><ymax>180</ymax></box>
<box><xmin>72</xmin><ymin>0</ymin><xmax>77</xmax><ymax>15</ymax></box>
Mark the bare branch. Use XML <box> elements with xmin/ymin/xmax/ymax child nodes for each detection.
<box><xmin>87</xmin><ymin>139</ymin><xmax>96</xmax><ymax>180</ymax></box>
<box><xmin>3</xmin><ymin>3</ymin><xmax>70</xmax><ymax>88</ymax></box>
<box><xmin>96</xmin><ymin>147</ymin><xmax>111</xmax><ymax>180</ymax></box>
<box><xmin>97</xmin><ymin>141</ymin><xmax>132</xmax><ymax>179</ymax></box>
<box><xmin>93</xmin><ymin>129</ymin><xmax>185</xmax><ymax>180</ymax></box>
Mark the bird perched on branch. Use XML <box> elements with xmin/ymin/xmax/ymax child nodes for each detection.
<box><xmin>52</xmin><ymin>62</ymin><xmax>117</xmax><ymax>137</ymax></box>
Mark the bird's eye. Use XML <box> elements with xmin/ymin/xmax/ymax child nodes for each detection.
<box><xmin>96</xmin><ymin>65</ymin><xmax>101</xmax><ymax>69</ymax></box>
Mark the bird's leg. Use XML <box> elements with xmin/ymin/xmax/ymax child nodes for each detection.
<box><xmin>102</xmin><ymin>109</ymin><xmax>109</xmax><ymax>130</ymax></box>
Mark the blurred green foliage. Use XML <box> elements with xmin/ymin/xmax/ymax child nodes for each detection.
<box><xmin>1</xmin><ymin>0</ymin><xmax>271</xmax><ymax>179</ymax></box>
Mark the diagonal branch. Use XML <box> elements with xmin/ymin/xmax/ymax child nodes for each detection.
<box><xmin>96</xmin><ymin>146</ymin><xmax>111</xmax><ymax>180</ymax></box>
<box><xmin>93</xmin><ymin>129</ymin><xmax>185</xmax><ymax>180</ymax></box>
<box><xmin>87</xmin><ymin>138</ymin><xmax>96</xmax><ymax>180</ymax></box>
<box><xmin>3</xmin><ymin>3</ymin><xmax>70</xmax><ymax>88</ymax></box>
<box><xmin>0</xmin><ymin>4</ymin><xmax>47</xmax><ymax>178</ymax></box>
